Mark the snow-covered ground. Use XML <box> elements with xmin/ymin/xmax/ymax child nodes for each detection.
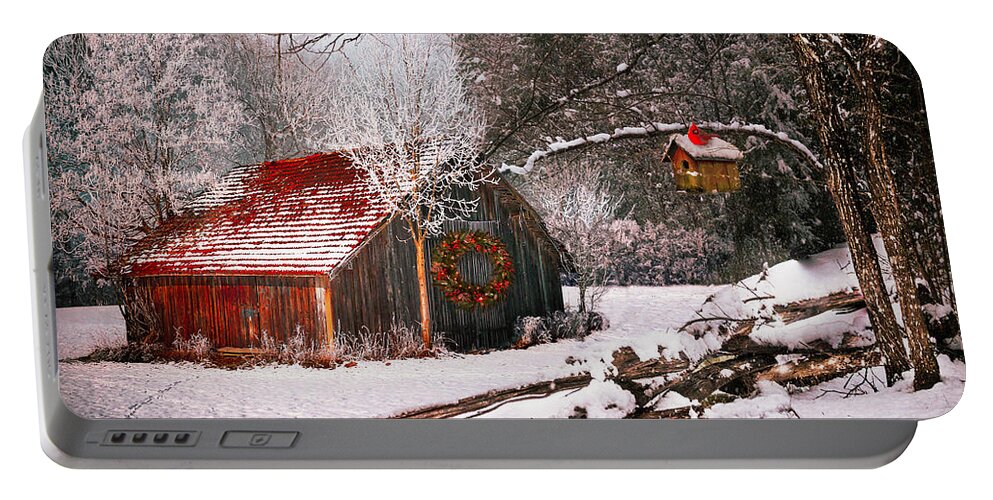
<box><xmin>56</xmin><ymin>242</ymin><xmax>965</xmax><ymax>419</ymax></box>
<box><xmin>55</xmin><ymin>305</ymin><xmax>127</xmax><ymax>360</ymax></box>
<box><xmin>57</xmin><ymin>285</ymin><xmax>718</xmax><ymax>418</ymax></box>
<box><xmin>701</xmin><ymin>354</ymin><xmax>965</xmax><ymax>419</ymax></box>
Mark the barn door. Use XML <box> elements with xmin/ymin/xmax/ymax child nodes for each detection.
<box><xmin>237</xmin><ymin>277</ymin><xmax>261</xmax><ymax>347</ymax></box>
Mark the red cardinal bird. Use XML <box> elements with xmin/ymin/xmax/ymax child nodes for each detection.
<box><xmin>688</xmin><ymin>122</ymin><xmax>717</xmax><ymax>145</ymax></box>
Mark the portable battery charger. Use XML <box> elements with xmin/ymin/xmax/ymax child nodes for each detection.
<box><xmin>28</xmin><ymin>33</ymin><xmax>963</xmax><ymax>468</ymax></box>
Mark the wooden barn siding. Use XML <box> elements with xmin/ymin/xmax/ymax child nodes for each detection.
<box><xmin>330</xmin><ymin>182</ymin><xmax>564</xmax><ymax>351</ymax></box>
<box><xmin>134</xmin><ymin>275</ymin><xmax>329</xmax><ymax>348</ymax></box>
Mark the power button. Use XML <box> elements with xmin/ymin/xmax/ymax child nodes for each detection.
<box><xmin>220</xmin><ymin>431</ymin><xmax>298</xmax><ymax>448</ymax></box>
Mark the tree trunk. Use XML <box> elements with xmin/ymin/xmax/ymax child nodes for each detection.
<box><xmin>414</xmin><ymin>233</ymin><xmax>433</xmax><ymax>351</ymax></box>
<box><xmin>846</xmin><ymin>43</ymin><xmax>940</xmax><ymax>389</ymax></box>
<box><xmin>118</xmin><ymin>279</ymin><xmax>159</xmax><ymax>345</ymax></box>
<box><xmin>789</xmin><ymin>36</ymin><xmax>911</xmax><ymax>385</ymax></box>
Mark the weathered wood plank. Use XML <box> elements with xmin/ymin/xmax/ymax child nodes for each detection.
<box><xmin>135</xmin><ymin>275</ymin><xmax>328</xmax><ymax>349</ymax></box>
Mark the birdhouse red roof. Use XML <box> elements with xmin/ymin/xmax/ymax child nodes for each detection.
<box><xmin>122</xmin><ymin>152</ymin><xmax>393</xmax><ymax>277</ymax></box>
<box><xmin>664</xmin><ymin>133</ymin><xmax>744</xmax><ymax>163</ymax></box>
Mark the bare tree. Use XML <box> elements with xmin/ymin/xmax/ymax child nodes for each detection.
<box><xmin>322</xmin><ymin>34</ymin><xmax>489</xmax><ymax>350</ymax></box>
<box><xmin>820</xmin><ymin>34</ymin><xmax>940</xmax><ymax>389</ymax></box>
<box><xmin>280</xmin><ymin>33</ymin><xmax>362</xmax><ymax>69</ymax></box>
<box><xmin>224</xmin><ymin>34</ymin><xmax>344</xmax><ymax>162</ymax></box>
<box><xmin>526</xmin><ymin>160</ymin><xmax>623</xmax><ymax>314</ymax></box>
<box><xmin>788</xmin><ymin>36</ymin><xmax>912</xmax><ymax>385</ymax></box>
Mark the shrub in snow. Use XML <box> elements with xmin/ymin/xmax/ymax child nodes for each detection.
<box><xmin>284</xmin><ymin>326</ymin><xmax>314</xmax><ymax>364</ymax></box>
<box><xmin>329</xmin><ymin>319</ymin><xmax>450</xmax><ymax>362</ymax></box>
<box><xmin>337</xmin><ymin>322</ymin><xmax>430</xmax><ymax>361</ymax></box>
<box><xmin>248</xmin><ymin>327</ymin><xmax>336</xmax><ymax>367</ymax></box>
<box><xmin>258</xmin><ymin>329</ymin><xmax>279</xmax><ymax>354</ymax></box>
<box><xmin>83</xmin><ymin>342</ymin><xmax>163</xmax><ymax>363</ymax></box>
<box><xmin>512</xmin><ymin>316</ymin><xmax>551</xmax><ymax>348</ymax></box>
<box><xmin>169</xmin><ymin>330</ymin><xmax>212</xmax><ymax>361</ymax></box>
<box><xmin>511</xmin><ymin>310</ymin><xmax>608</xmax><ymax>349</ymax></box>
<box><xmin>242</xmin><ymin>321</ymin><xmax>449</xmax><ymax>367</ymax></box>
<box><xmin>585</xmin><ymin>311</ymin><xmax>609</xmax><ymax>331</ymax></box>
<box><xmin>548</xmin><ymin>310</ymin><xmax>586</xmax><ymax>341</ymax></box>
<box><xmin>548</xmin><ymin>309</ymin><xmax>608</xmax><ymax>340</ymax></box>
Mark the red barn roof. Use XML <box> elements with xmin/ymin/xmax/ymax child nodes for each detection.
<box><xmin>123</xmin><ymin>152</ymin><xmax>393</xmax><ymax>277</ymax></box>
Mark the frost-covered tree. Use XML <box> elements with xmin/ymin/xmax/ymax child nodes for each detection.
<box><xmin>321</xmin><ymin>34</ymin><xmax>488</xmax><ymax>350</ymax></box>
<box><xmin>526</xmin><ymin>161</ymin><xmax>623</xmax><ymax>314</ymax></box>
<box><xmin>224</xmin><ymin>34</ymin><xmax>350</xmax><ymax>162</ymax></box>
<box><xmin>46</xmin><ymin>34</ymin><xmax>245</xmax><ymax>339</ymax></box>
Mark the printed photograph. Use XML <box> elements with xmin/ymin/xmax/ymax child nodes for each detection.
<box><xmin>44</xmin><ymin>33</ymin><xmax>964</xmax><ymax>419</ymax></box>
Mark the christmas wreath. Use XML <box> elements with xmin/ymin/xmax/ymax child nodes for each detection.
<box><xmin>431</xmin><ymin>230</ymin><xmax>515</xmax><ymax>309</ymax></box>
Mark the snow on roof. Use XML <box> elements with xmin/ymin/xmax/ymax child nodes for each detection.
<box><xmin>666</xmin><ymin>133</ymin><xmax>743</xmax><ymax>162</ymax></box>
<box><xmin>123</xmin><ymin>152</ymin><xmax>393</xmax><ymax>277</ymax></box>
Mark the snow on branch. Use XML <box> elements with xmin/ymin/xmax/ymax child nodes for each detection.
<box><xmin>499</xmin><ymin>122</ymin><xmax>823</xmax><ymax>175</ymax></box>
<box><xmin>321</xmin><ymin>34</ymin><xmax>489</xmax><ymax>238</ymax></box>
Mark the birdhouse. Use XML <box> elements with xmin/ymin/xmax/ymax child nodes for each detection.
<box><xmin>663</xmin><ymin>129</ymin><xmax>743</xmax><ymax>193</ymax></box>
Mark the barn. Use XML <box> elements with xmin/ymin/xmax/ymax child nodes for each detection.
<box><xmin>120</xmin><ymin>152</ymin><xmax>565</xmax><ymax>352</ymax></box>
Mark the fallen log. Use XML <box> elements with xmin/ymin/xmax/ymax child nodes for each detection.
<box><xmin>756</xmin><ymin>349</ymin><xmax>882</xmax><ymax>387</ymax></box>
<box><xmin>722</xmin><ymin>329</ymin><xmax>872</xmax><ymax>356</ymax></box>
<box><xmin>646</xmin><ymin>353</ymin><xmax>779</xmax><ymax>405</ymax></box>
<box><xmin>396</xmin><ymin>346</ymin><xmax>883</xmax><ymax>419</ymax></box>
<box><xmin>610</xmin><ymin>347</ymin><xmax>691</xmax><ymax>379</ymax></box>
<box><xmin>701</xmin><ymin>290</ymin><xmax>870</xmax><ymax>356</ymax></box>
<box><xmin>631</xmin><ymin>407</ymin><xmax>692</xmax><ymax>419</ymax></box>
<box><xmin>394</xmin><ymin>349</ymin><xmax>690</xmax><ymax>419</ymax></box>
<box><xmin>637</xmin><ymin>347</ymin><xmax>883</xmax><ymax>416</ymax></box>
<box><xmin>775</xmin><ymin>291</ymin><xmax>865</xmax><ymax>324</ymax></box>
<box><xmin>395</xmin><ymin>374</ymin><xmax>593</xmax><ymax>419</ymax></box>
<box><xmin>681</xmin><ymin>290</ymin><xmax>865</xmax><ymax>335</ymax></box>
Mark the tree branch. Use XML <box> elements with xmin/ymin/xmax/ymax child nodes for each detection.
<box><xmin>498</xmin><ymin>121</ymin><xmax>823</xmax><ymax>175</ymax></box>
<box><xmin>478</xmin><ymin>36</ymin><xmax>666</xmax><ymax>163</ymax></box>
